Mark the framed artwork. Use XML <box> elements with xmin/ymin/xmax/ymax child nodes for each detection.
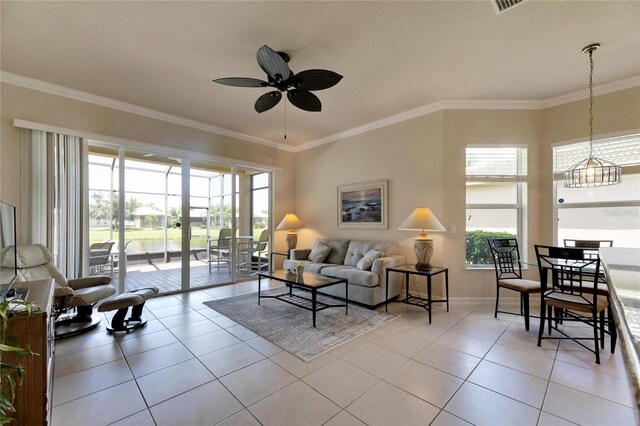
<box><xmin>337</xmin><ymin>180</ymin><xmax>387</xmax><ymax>229</ymax></box>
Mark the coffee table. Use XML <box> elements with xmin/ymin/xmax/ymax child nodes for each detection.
<box><xmin>258</xmin><ymin>270</ymin><xmax>348</xmax><ymax>327</ymax></box>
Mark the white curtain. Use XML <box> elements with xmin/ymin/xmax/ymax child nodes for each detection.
<box><xmin>0</xmin><ymin>203</ymin><xmax>14</xmax><ymax>247</ymax></box>
<box><xmin>26</xmin><ymin>130</ymin><xmax>84</xmax><ymax>278</ymax></box>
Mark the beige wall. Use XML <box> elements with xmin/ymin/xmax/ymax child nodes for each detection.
<box><xmin>2</xmin><ymin>81</ymin><xmax>638</xmax><ymax>296</ymax></box>
<box><xmin>0</xmin><ymin>83</ymin><xmax>296</xmax><ymax>256</ymax></box>
<box><xmin>442</xmin><ymin>109</ymin><xmax>543</xmax><ymax>299</ymax></box>
<box><xmin>295</xmin><ymin>110</ymin><xmax>445</xmax><ymax>265</ymax></box>
<box><xmin>294</xmin><ymin>87</ymin><xmax>640</xmax><ymax>299</ymax></box>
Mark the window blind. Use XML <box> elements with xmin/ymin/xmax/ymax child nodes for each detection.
<box><xmin>466</xmin><ymin>147</ymin><xmax>527</xmax><ymax>181</ymax></box>
<box><xmin>554</xmin><ymin>134</ymin><xmax>640</xmax><ymax>174</ymax></box>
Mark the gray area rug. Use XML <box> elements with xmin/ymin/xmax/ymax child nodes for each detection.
<box><xmin>203</xmin><ymin>288</ymin><xmax>397</xmax><ymax>361</ymax></box>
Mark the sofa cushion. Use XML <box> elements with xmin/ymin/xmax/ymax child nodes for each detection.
<box><xmin>321</xmin><ymin>265</ymin><xmax>379</xmax><ymax>288</ymax></box>
<box><xmin>314</xmin><ymin>239</ymin><xmax>351</xmax><ymax>265</ymax></box>
<box><xmin>283</xmin><ymin>259</ymin><xmax>332</xmax><ymax>274</ymax></box>
<box><xmin>308</xmin><ymin>242</ymin><xmax>331</xmax><ymax>263</ymax></box>
<box><xmin>343</xmin><ymin>240</ymin><xmax>399</xmax><ymax>266</ymax></box>
<box><xmin>356</xmin><ymin>249</ymin><xmax>385</xmax><ymax>271</ymax></box>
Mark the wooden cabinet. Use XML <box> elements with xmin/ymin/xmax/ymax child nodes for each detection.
<box><xmin>4</xmin><ymin>279</ymin><xmax>55</xmax><ymax>425</ymax></box>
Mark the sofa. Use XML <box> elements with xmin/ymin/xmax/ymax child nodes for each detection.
<box><xmin>283</xmin><ymin>239</ymin><xmax>406</xmax><ymax>308</ymax></box>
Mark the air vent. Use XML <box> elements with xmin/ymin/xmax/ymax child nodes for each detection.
<box><xmin>492</xmin><ymin>0</ymin><xmax>526</xmax><ymax>14</ymax></box>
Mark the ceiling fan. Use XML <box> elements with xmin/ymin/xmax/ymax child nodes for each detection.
<box><xmin>213</xmin><ymin>45</ymin><xmax>343</xmax><ymax>113</ymax></box>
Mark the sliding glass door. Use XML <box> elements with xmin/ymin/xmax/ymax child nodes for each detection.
<box><xmin>87</xmin><ymin>142</ymin><xmax>273</xmax><ymax>295</ymax></box>
<box><xmin>122</xmin><ymin>153</ymin><xmax>183</xmax><ymax>293</ymax></box>
<box><xmin>190</xmin><ymin>162</ymin><xmax>236</xmax><ymax>288</ymax></box>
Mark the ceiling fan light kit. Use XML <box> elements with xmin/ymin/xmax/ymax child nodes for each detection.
<box><xmin>213</xmin><ymin>45</ymin><xmax>343</xmax><ymax>114</ymax></box>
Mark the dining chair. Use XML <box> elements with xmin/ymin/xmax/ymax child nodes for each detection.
<box><xmin>563</xmin><ymin>239</ymin><xmax>613</xmax><ymax>260</ymax></box>
<box><xmin>208</xmin><ymin>228</ymin><xmax>233</xmax><ymax>272</ymax></box>
<box><xmin>89</xmin><ymin>241</ymin><xmax>116</xmax><ymax>277</ymax></box>
<box><xmin>487</xmin><ymin>238</ymin><xmax>541</xmax><ymax>331</ymax></box>
<box><xmin>534</xmin><ymin>244</ymin><xmax>616</xmax><ymax>364</ymax></box>
<box><xmin>562</xmin><ymin>239</ymin><xmax>616</xmax><ymax>350</ymax></box>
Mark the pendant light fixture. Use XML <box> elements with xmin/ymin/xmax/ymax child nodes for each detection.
<box><xmin>564</xmin><ymin>43</ymin><xmax>622</xmax><ymax>188</ymax></box>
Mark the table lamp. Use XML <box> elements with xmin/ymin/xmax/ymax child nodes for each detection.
<box><xmin>276</xmin><ymin>213</ymin><xmax>305</xmax><ymax>251</ymax></box>
<box><xmin>399</xmin><ymin>207</ymin><xmax>446</xmax><ymax>270</ymax></box>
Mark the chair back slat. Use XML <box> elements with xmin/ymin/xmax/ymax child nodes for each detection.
<box><xmin>487</xmin><ymin>238</ymin><xmax>522</xmax><ymax>280</ymax></box>
<box><xmin>534</xmin><ymin>244</ymin><xmax>601</xmax><ymax>311</ymax></box>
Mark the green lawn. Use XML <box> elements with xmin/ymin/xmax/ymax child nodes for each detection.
<box><xmin>89</xmin><ymin>227</ymin><xmax>267</xmax><ymax>244</ymax></box>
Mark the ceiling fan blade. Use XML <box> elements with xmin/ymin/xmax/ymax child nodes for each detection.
<box><xmin>255</xmin><ymin>91</ymin><xmax>282</xmax><ymax>113</ymax></box>
<box><xmin>287</xmin><ymin>89</ymin><xmax>322</xmax><ymax>112</ymax></box>
<box><xmin>213</xmin><ymin>77</ymin><xmax>268</xmax><ymax>88</ymax></box>
<box><xmin>292</xmin><ymin>69</ymin><xmax>343</xmax><ymax>91</ymax></box>
<box><xmin>257</xmin><ymin>45</ymin><xmax>291</xmax><ymax>82</ymax></box>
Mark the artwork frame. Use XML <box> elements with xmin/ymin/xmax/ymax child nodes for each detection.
<box><xmin>337</xmin><ymin>180</ymin><xmax>387</xmax><ymax>229</ymax></box>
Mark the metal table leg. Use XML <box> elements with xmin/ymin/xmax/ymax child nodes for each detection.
<box><xmin>385</xmin><ymin>269</ymin><xmax>390</xmax><ymax>312</ymax></box>
<box><xmin>445</xmin><ymin>269</ymin><xmax>449</xmax><ymax>312</ymax></box>
<box><xmin>312</xmin><ymin>289</ymin><xmax>317</xmax><ymax>328</ymax></box>
<box><xmin>427</xmin><ymin>274</ymin><xmax>432</xmax><ymax>324</ymax></box>
<box><xmin>345</xmin><ymin>280</ymin><xmax>349</xmax><ymax>315</ymax></box>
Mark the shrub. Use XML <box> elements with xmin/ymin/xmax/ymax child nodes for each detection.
<box><xmin>466</xmin><ymin>230</ymin><xmax>516</xmax><ymax>265</ymax></box>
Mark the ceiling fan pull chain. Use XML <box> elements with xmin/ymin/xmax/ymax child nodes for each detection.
<box><xmin>284</xmin><ymin>96</ymin><xmax>287</xmax><ymax>140</ymax></box>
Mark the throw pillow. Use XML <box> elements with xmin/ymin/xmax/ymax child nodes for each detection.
<box><xmin>308</xmin><ymin>242</ymin><xmax>332</xmax><ymax>263</ymax></box>
<box><xmin>356</xmin><ymin>249</ymin><xmax>384</xmax><ymax>271</ymax></box>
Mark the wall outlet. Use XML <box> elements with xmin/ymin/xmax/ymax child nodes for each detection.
<box><xmin>413</xmin><ymin>275</ymin><xmax>419</xmax><ymax>283</ymax></box>
<box><xmin>450</xmin><ymin>225</ymin><xmax>456</xmax><ymax>234</ymax></box>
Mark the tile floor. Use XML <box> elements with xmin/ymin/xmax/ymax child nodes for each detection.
<box><xmin>52</xmin><ymin>279</ymin><xmax>635</xmax><ymax>426</ymax></box>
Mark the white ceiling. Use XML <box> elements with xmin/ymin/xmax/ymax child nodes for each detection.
<box><xmin>1</xmin><ymin>1</ymin><xmax>639</xmax><ymax>148</ymax></box>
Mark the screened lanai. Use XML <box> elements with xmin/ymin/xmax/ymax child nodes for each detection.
<box><xmin>87</xmin><ymin>144</ymin><xmax>272</xmax><ymax>294</ymax></box>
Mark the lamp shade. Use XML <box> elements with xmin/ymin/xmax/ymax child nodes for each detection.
<box><xmin>398</xmin><ymin>208</ymin><xmax>446</xmax><ymax>234</ymax></box>
<box><xmin>276</xmin><ymin>213</ymin><xmax>305</xmax><ymax>231</ymax></box>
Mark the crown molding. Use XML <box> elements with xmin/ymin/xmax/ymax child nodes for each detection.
<box><xmin>294</xmin><ymin>79</ymin><xmax>640</xmax><ymax>152</ymax></box>
<box><xmin>538</xmin><ymin>75</ymin><xmax>640</xmax><ymax>109</ymax></box>
<box><xmin>2</xmin><ymin>70</ymin><xmax>638</xmax><ymax>154</ymax></box>
<box><xmin>0</xmin><ymin>71</ymin><xmax>296</xmax><ymax>153</ymax></box>
<box><xmin>293</xmin><ymin>99</ymin><xmax>540</xmax><ymax>152</ymax></box>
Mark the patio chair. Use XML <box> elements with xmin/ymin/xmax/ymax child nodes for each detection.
<box><xmin>112</xmin><ymin>240</ymin><xmax>132</xmax><ymax>274</ymax></box>
<box><xmin>209</xmin><ymin>228</ymin><xmax>233</xmax><ymax>272</ymax></box>
<box><xmin>239</xmin><ymin>229</ymin><xmax>269</xmax><ymax>275</ymax></box>
<box><xmin>487</xmin><ymin>238</ymin><xmax>541</xmax><ymax>331</ymax></box>
<box><xmin>89</xmin><ymin>241</ymin><xmax>115</xmax><ymax>277</ymax></box>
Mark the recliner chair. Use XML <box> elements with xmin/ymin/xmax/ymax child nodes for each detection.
<box><xmin>4</xmin><ymin>244</ymin><xmax>117</xmax><ymax>339</ymax></box>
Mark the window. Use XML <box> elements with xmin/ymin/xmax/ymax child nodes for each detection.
<box><xmin>465</xmin><ymin>147</ymin><xmax>527</xmax><ymax>267</ymax></box>
<box><xmin>553</xmin><ymin>134</ymin><xmax>640</xmax><ymax>248</ymax></box>
<box><xmin>250</xmin><ymin>173</ymin><xmax>270</xmax><ymax>238</ymax></box>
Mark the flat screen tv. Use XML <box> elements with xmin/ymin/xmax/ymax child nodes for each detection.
<box><xmin>0</xmin><ymin>200</ymin><xmax>18</xmax><ymax>294</ymax></box>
